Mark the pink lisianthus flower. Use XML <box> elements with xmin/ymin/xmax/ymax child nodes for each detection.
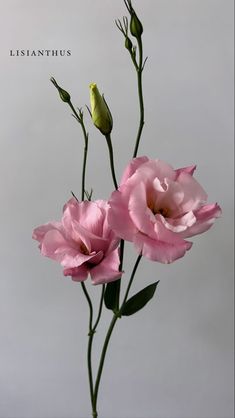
<box><xmin>32</xmin><ymin>198</ymin><xmax>122</xmax><ymax>285</ymax></box>
<box><xmin>108</xmin><ymin>156</ymin><xmax>221</xmax><ymax>264</ymax></box>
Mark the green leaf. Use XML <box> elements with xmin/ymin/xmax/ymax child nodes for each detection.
<box><xmin>104</xmin><ymin>279</ymin><xmax>121</xmax><ymax>311</ymax></box>
<box><xmin>121</xmin><ymin>281</ymin><xmax>159</xmax><ymax>316</ymax></box>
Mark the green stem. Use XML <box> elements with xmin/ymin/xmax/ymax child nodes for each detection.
<box><xmin>68</xmin><ymin>102</ymin><xmax>89</xmax><ymax>200</ymax></box>
<box><xmin>80</xmin><ymin>123</ymin><xmax>89</xmax><ymax>201</ymax></box>
<box><xmin>119</xmin><ymin>239</ymin><xmax>125</xmax><ymax>274</ymax></box>
<box><xmin>121</xmin><ymin>254</ymin><xmax>142</xmax><ymax>309</ymax></box>
<box><xmin>93</xmin><ymin>313</ymin><xmax>119</xmax><ymax>414</ymax></box>
<box><xmin>73</xmin><ymin>108</ymin><xmax>94</xmax><ymax>416</ymax></box>
<box><xmin>56</xmin><ymin>93</ymin><xmax>95</xmax><ymax>416</ymax></box>
<box><xmin>92</xmin><ymin>254</ymin><xmax>142</xmax><ymax>415</ymax></box>
<box><xmin>81</xmin><ymin>282</ymin><xmax>94</xmax><ymax>409</ymax></box>
<box><xmin>93</xmin><ymin>284</ymin><xmax>105</xmax><ymax>332</ymax></box>
<box><xmin>105</xmin><ymin>134</ymin><xmax>118</xmax><ymax>190</ymax></box>
<box><xmin>81</xmin><ymin>283</ymin><xmax>105</xmax><ymax>418</ymax></box>
<box><xmin>133</xmin><ymin>37</ymin><xmax>144</xmax><ymax>158</ymax></box>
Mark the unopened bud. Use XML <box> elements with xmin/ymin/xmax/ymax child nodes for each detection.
<box><xmin>125</xmin><ymin>36</ymin><xmax>133</xmax><ymax>52</ymax></box>
<box><xmin>130</xmin><ymin>11</ymin><xmax>143</xmax><ymax>39</ymax></box>
<box><xmin>50</xmin><ymin>77</ymin><xmax>71</xmax><ymax>103</ymax></box>
<box><xmin>89</xmin><ymin>83</ymin><xmax>113</xmax><ymax>135</ymax></box>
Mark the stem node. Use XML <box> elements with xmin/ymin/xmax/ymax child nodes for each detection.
<box><xmin>88</xmin><ymin>329</ymin><xmax>96</xmax><ymax>337</ymax></box>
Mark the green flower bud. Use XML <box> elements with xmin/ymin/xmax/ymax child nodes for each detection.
<box><xmin>125</xmin><ymin>36</ymin><xmax>133</xmax><ymax>52</ymax></box>
<box><xmin>130</xmin><ymin>11</ymin><xmax>143</xmax><ymax>39</ymax></box>
<box><xmin>50</xmin><ymin>77</ymin><xmax>71</xmax><ymax>103</ymax></box>
<box><xmin>89</xmin><ymin>83</ymin><xmax>113</xmax><ymax>135</ymax></box>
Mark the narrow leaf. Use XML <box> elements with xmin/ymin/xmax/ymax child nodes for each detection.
<box><xmin>104</xmin><ymin>279</ymin><xmax>121</xmax><ymax>311</ymax></box>
<box><xmin>121</xmin><ymin>281</ymin><xmax>159</xmax><ymax>316</ymax></box>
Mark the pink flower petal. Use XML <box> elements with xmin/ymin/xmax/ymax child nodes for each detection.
<box><xmin>63</xmin><ymin>200</ymin><xmax>104</xmax><ymax>238</ymax></box>
<box><xmin>32</xmin><ymin>222</ymin><xmax>62</xmax><ymax>243</ymax></box>
<box><xmin>161</xmin><ymin>211</ymin><xmax>196</xmax><ymax>233</ymax></box>
<box><xmin>137</xmin><ymin>159</ymin><xmax>176</xmax><ymax>183</ymax></box>
<box><xmin>33</xmin><ymin>198</ymin><xmax>122</xmax><ymax>285</ymax></box>
<box><xmin>134</xmin><ymin>230</ymin><xmax>192</xmax><ymax>264</ymax></box>
<box><xmin>175</xmin><ymin>165</ymin><xmax>197</xmax><ymax>178</ymax></box>
<box><xmin>63</xmin><ymin>265</ymin><xmax>88</xmax><ymax>282</ymax></box>
<box><xmin>72</xmin><ymin>220</ymin><xmax>108</xmax><ymax>253</ymax></box>
<box><xmin>108</xmin><ymin>188</ymin><xmax>138</xmax><ymax>241</ymax></box>
<box><xmin>90</xmin><ymin>249</ymin><xmax>122</xmax><ymax>285</ymax></box>
<box><xmin>128</xmin><ymin>181</ymin><xmax>156</xmax><ymax>237</ymax></box>
<box><xmin>153</xmin><ymin>178</ymin><xmax>184</xmax><ymax>214</ymax></box>
<box><xmin>177</xmin><ymin>172</ymin><xmax>208</xmax><ymax>212</ymax></box>
<box><xmin>108</xmin><ymin>156</ymin><xmax>221</xmax><ymax>265</ymax></box>
<box><xmin>63</xmin><ymin>197</ymin><xmax>79</xmax><ymax>213</ymax></box>
<box><xmin>60</xmin><ymin>250</ymin><xmax>102</xmax><ymax>269</ymax></box>
<box><xmin>40</xmin><ymin>229</ymin><xmax>74</xmax><ymax>262</ymax></box>
<box><xmin>181</xmin><ymin>203</ymin><xmax>222</xmax><ymax>238</ymax></box>
<box><xmin>120</xmin><ymin>156</ymin><xmax>149</xmax><ymax>185</ymax></box>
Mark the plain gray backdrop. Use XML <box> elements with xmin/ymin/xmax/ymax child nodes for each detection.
<box><xmin>0</xmin><ymin>1</ymin><xmax>234</xmax><ymax>417</ymax></box>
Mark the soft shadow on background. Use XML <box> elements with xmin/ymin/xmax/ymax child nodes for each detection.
<box><xmin>0</xmin><ymin>1</ymin><xmax>234</xmax><ymax>417</ymax></box>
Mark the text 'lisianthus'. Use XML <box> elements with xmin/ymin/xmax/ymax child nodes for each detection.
<box><xmin>108</xmin><ymin>156</ymin><xmax>221</xmax><ymax>264</ymax></box>
<box><xmin>33</xmin><ymin>198</ymin><xmax>122</xmax><ymax>285</ymax></box>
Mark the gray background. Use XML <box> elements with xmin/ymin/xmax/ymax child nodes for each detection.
<box><xmin>0</xmin><ymin>1</ymin><xmax>234</xmax><ymax>417</ymax></box>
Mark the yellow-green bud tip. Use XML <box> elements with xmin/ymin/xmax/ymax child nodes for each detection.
<box><xmin>89</xmin><ymin>82</ymin><xmax>97</xmax><ymax>90</ymax></box>
<box><xmin>89</xmin><ymin>82</ymin><xmax>113</xmax><ymax>136</ymax></box>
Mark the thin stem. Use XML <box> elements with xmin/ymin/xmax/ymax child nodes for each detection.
<box><xmin>130</xmin><ymin>51</ymin><xmax>139</xmax><ymax>71</ymax></box>
<box><xmin>87</xmin><ymin>333</ymin><xmax>95</xmax><ymax>407</ymax></box>
<box><xmin>103</xmin><ymin>133</ymin><xmax>123</xmax><ymax>314</ymax></box>
<box><xmin>119</xmin><ymin>239</ymin><xmax>125</xmax><ymax>273</ymax></box>
<box><xmin>52</xmin><ymin>85</ymin><xmax>94</xmax><ymax>415</ymax></box>
<box><xmin>93</xmin><ymin>313</ymin><xmax>119</xmax><ymax>414</ymax></box>
<box><xmin>93</xmin><ymin>254</ymin><xmax>141</xmax><ymax>414</ymax></box>
<box><xmin>93</xmin><ymin>284</ymin><xmax>105</xmax><ymax>332</ymax></box>
<box><xmin>80</xmin><ymin>122</ymin><xmax>89</xmax><ymax>201</ymax></box>
<box><xmin>76</xmin><ymin>111</ymin><xmax>92</xmax><ymax>416</ymax></box>
<box><xmin>81</xmin><ymin>282</ymin><xmax>93</xmax><ymax>330</ymax></box>
<box><xmin>105</xmin><ymin>134</ymin><xmax>118</xmax><ymax>190</ymax></box>
<box><xmin>81</xmin><ymin>282</ymin><xmax>94</xmax><ymax>406</ymax></box>
<box><xmin>133</xmin><ymin>37</ymin><xmax>144</xmax><ymax>158</ymax></box>
<box><xmin>68</xmin><ymin>101</ymin><xmax>80</xmax><ymax>123</ymax></box>
<box><xmin>68</xmin><ymin>102</ymin><xmax>89</xmax><ymax>200</ymax></box>
<box><xmin>121</xmin><ymin>254</ymin><xmax>142</xmax><ymax>309</ymax></box>
<box><xmin>82</xmin><ymin>283</ymin><xmax>105</xmax><ymax>418</ymax></box>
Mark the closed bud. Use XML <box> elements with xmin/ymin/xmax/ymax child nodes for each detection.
<box><xmin>50</xmin><ymin>77</ymin><xmax>71</xmax><ymax>103</ymax></box>
<box><xmin>130</xmin><ymin>11</ymin><xmax>143</xmax><ymax>39</ymax></box>
<box><xmin>125</xmin><ymin>36</ymin><xmax>133</xmax><ymax>52</ymax></box>
<box><xmin>89</xmin><ymin>83</ymin><xmax>113</xmax><ymax>135</ymax></box>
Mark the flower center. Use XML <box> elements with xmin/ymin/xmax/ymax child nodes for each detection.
<box><xmin>156</xmin><ymin>207</ymin><xmax>171</xmax><ymax>218</ymax></box>
<box><xmin>80</xmin><ymin>242</ymin><xmax>90</xmax><ymax>255</ymax></box>
<box><xmin>147</xmin><ymin>198</ymin><xmax>171</xmax><ymax>218</ymax></box>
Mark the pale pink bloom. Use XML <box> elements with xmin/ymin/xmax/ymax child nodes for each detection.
<box><xmin>108</xmin><ymin>157</ymin><xmax>221</xmax><ymax>264</ymax></box>
<box><xmin>33</xmin><ymin>198</ymin><xmax>122</xmax><ymax>285</ymax></box>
